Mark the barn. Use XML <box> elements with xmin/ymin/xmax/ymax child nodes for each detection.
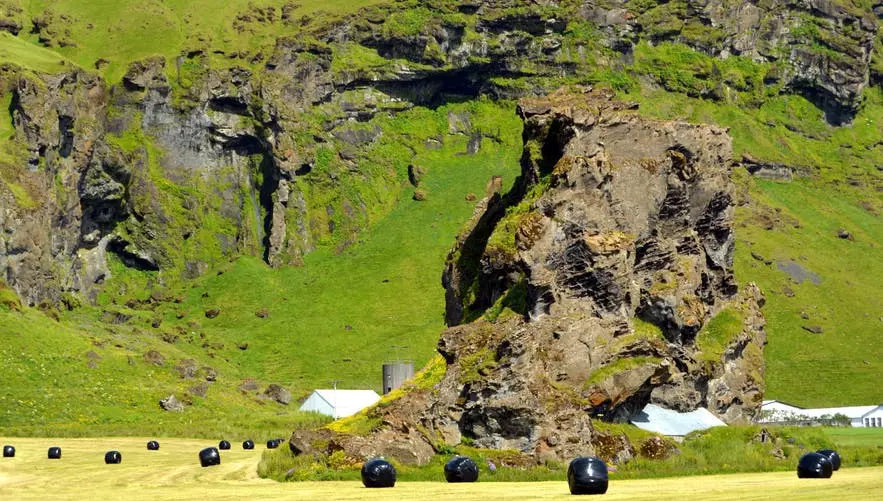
<box><xmin>760</xmin><ymin>400</ymin><xmax>883</xmax><ymax>427</ymax></box>
<box><xmin>860</xmin><ymin>405</ymin><xmax>883</xmax><ymax>427</ymax></box>
<box><xmin>799</xmin><ymin>405</ymin><xmax>883</xmax><ymax>427</ymax></box>
<box><xmin>299</xmin><ymin>389</ymin><xmax>381</xmax><ymax>419</ymax></box>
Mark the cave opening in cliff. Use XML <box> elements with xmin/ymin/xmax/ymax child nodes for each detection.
<box><xmin>208</xmin><ymin>96</ymin><xmax>250</xmax><ymax>116</ymax></box>
<box><xmin>58</xmin><ymin>115</ymin><xmax>74</xmax><ymax>158</ymax></box>
<box><xmin>106</xmin><ymin>238</ymin><xmax>159</xmax><ymax>271</ymax></box>
<box><xmin>256</xmin><ymin>152</ymin><xmax>279</xmax><ymax>263</ymax></box>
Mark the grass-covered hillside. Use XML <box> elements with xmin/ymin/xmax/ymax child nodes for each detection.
<box><xmin>0</xmin><ymin>98</ymin><xmax>522</xmax><ymax>435</ymax></box>
<box><xmin>0</xmin><ymin>0</ymin><xmax>881</xmax><ymax>437</ymax></box>
<box><xmin>2</xmin><ymin>0</ymin><xmax>386</xmax><ymax>81</ymax></box>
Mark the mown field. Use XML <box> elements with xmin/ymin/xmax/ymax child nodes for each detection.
<box><xmin>1</xmin><ymin>437</ymin><xmax>881</xmax><ymax>500</ymax></box>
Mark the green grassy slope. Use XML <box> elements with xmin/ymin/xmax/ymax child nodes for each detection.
<box><xmin>157</xmin><ymin>117</ymin><xmax>520</xmax><ymax>393</ymax></box>
<box><xmin>14</xmin><ymin>0</ymin><xmax>387</xmax><ymax>81</ymax></box>
<box><xmin>0</xmin><ymin>99</ymin><xmax>522</xmax><ymax>435</ymax></box>
<box><xmin>0</xmin><ymin>31</ymin><xmax>71</xmax><ymax>72</ymax></box>
<box><xmin>735</xmin><ymin>180</ymin><xmax>882</xmax><ymax>407</ymax></box>
<box><xmin>0</xmin><ymin>307</ymin><xmax>329</xmax><ymax>437</ymax></box>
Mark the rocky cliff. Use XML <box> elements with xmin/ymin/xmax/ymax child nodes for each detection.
<box><xmin>288</xmin><ymin>88</ymin><xmax>766</xmax><ymax>465</ymax></box>
<box><xmin>0</xmin><ymin>0</ymin><xmax>878</xmax><ymax>306</ymax></box>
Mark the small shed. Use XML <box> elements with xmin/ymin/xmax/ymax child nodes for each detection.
<box><xmin>629</xmin><ymin>404</ymin><xmax>726</xmax><ymax>439</ymax></box>
<box><xmin>299</xmin><ymin>389</ymin><xmax>381</xmax><ymax>419</ymax></box>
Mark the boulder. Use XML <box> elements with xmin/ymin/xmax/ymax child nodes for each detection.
<box><xmin>144</xmin><ymin>350</ymin><xmax>165</xmax><ymax>366</ymax></box>
<box><xmin>265</xmin><ymin>384</ymin><xmax>292</xmax><ymax>405</ymax></box>
<box><xmin>159</xmin><ymin>394</ymin><xmax>185</xmax><ymax>412</ymax></box>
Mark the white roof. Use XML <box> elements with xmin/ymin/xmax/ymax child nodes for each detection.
<box><xmin>630</xmin><ymin>404</ymin><xmax>726</xmax><ymax>436</ymax></box>
<box><xmin>797</xmin><ymin>406</ymin><xmax>880</xmax><ymax>419</ymax></box>
<box><xmin>762</xmin><ymin>400</ymin><xmax>803</xmax><ymax>408</ymax></box>
<box><xmin>299</xmin><ymin>389</ymin><xmax>381</xmax><ymax>418</ymax></box>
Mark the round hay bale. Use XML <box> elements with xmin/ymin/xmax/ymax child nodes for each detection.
<box><xmin>3</xmin><ymin>445</ymin><xmax>14</xmax><ymax>458</ymax></box>
<box><xmin>105</xmin><ymin>451</ymin><xmax>122</xmax><ymax>464</ymax></box>
<box><xmin>48</xmin><ymin>447</ymin><xmax>62</xmax><ymax>460</ymax></box>
<box><xmin>816</xmin><ymin>449</ymin><xmax>841</xmax><ymax>471</ymax></box>
<box><xmin>147</xmin><ymin>440</ymin><xmax>160</xmax><ymax>451</ymax></box>
<box><xmin>567</xmin><ymin>456</ymin><xmax>609</xmax><ymax>495</ymax></box>
<box><xmin>797</xmin><ymin>452</ymin><xmax>833</xmax><ymax>478</ymax></box>
<box><xmin>199</xmin><ymin>447</ymin><xmax>221</xmax><ymax>467</ymax></box>
<box><xmin>242</xmin><ymin>440</ymin><xmax>255</xmax><ymax>450</ymax></box>
<box><xmin>361</xmin><ymin>458</ymin><xmax>396</xmax><ymax>488</ymax></box>
<box><xmin>218</xmin><ymin>440</ymin><xmax>231</xmax><ymax>450</ymax></box>
<box><xmin>444</xmin><ymin>456</ymin><xmax>479</xmax><ymax>483</ymax></box>
<box><xmin>266</xmin><ymin>439</ymin><xmax>279</xmax><ymax>449</ymax></box>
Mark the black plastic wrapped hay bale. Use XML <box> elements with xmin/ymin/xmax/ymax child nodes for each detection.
<box><xmin>48</xmin><ymin>447</ymin><xmax>62</xmax><ymax>460</ymax></box>
<box><xmin>567</xmin><ymin>457</ymin><xmax>609</xmax><ymax>495</ymax></box>
<box><xmin>444</xmin><ymin>456</ymin><xmax>479</xmax><ymax>483</ymax></box>
<box><xmin>242</xmin><ymin>440</ymin><xmax>255</xmax><ymax>450</ymax></box>
<box><xmin>2</xmin><ymin>445</ymin><xmax>13</xmax><ymax>458</ymax></box>
<box><xmin>797</xmin><ymin>452</ymin><xmax>833</xmax><ymax>478</ymax></box>
<box><xmin>147</xmin><ymin>440</ymin><xmax>160</xmax><ymax>451</ymax></box>
<box><xmin>266</xmin><ymin>439</ymin><xmax>279</xmax><ymax>449</ymax></box>
<box><xmin>361</xmin><ymin>458</ymin><xmax>396</xmax><ymax>488</ymax></box>
<box><xmin>218</xmin><ymin>440</ymin><xmax>231</xmax><ymax>450</ymax></box>
<box><xmin>199</xmin><ymin>447</ymin><xmax>221</xmax><ymax>467</ymax></box>
<box><xmin>816</xmin><ymin>449</ymin><xmax>841</xmax><ymax>471</ymax></box>
<box><xmin>105</xmin><ymin>451</ymin><xmax>122</xmax><ymax>464</ymax></box>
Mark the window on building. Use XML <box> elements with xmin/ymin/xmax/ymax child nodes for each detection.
<box><xmin>877</xmin><ymin>417</ymin><xmax>882</xmax><ymax>427</ymax></box>
<box><xmin>865</xmin><ymin>418</ymin><xmax>870</xmax><ymax>427</ymax></box>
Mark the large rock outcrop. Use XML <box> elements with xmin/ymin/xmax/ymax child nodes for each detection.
<box><xmin>294</xmin><ymin>88</ymin><xmax>765</xmax><ymax>464</ymax></box>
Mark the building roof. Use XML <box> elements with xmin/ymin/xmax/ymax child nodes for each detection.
<box><xmin>762</xmin><ymin>400</ymin><xmax>804</xmax><ymax>409</ymax></box>
<box><xmin>299</xmin><ymin>389</ymin><xmax>381</xmax><ymax>418</ymax></box>
<box><xmin>797</xmin><ymin>405</ymin><xmax>881</xmax><ymax>419</ymax></box>
<box><xmin>629</xmin><ymin>404</ymin><xmax>726</xmax><ymax>436</ymax></box>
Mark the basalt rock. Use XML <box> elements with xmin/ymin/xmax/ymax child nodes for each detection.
<box><xmin>297</xmin><ymin>88</ymin><xmax>765</xmax><ymax>464</ymax></box>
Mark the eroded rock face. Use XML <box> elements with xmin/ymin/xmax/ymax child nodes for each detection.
<box><xmin>589</xmin><ymin>0</ymin><xmax>877</xmax><ymax>124</ymax></box>
<box><xmin>0</xmin><ymin>0</ymin><xmax>874</xmax><ymax>304</ymax></box>
<box><xmin>300</xmin><ymin>88</ymin><xmax>765</xmax><ymax>464</ymax></box>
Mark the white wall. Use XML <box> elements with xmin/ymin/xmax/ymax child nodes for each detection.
<box><xmin>762</xmin><ymin>401</ymin><xmax>803</xmax><ymax>414</ymax></box>
<box><xmin>299</xmin><ymin>393</ymin><xmax>332</xmax><ymax>416</ymax></box>
<box><xmin>861</xmin><ymin>407</ymin><xmax>883</xmax><ymax>428</ymax></box>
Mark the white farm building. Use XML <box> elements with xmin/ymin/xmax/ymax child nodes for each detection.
<box><xmin>760</xmin><ymin>400</ymin><xmax>883</xmax><ymax>428</ymax></box>
<box><xmin>299</xmin><ymin>389</ymin><xmax>381</xmax><ymax>419</ymax></box>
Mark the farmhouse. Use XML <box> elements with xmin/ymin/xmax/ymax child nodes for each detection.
<box><xmin>299</xmin><ymin>389</ymin><xmax>381</xmax><ymax>419</ymax></box>
<box><xmin>629</xmin><ymin>404</ymin><xmax>727</xmax><ymax>439</ymax></box>
<box><xmin>759</xmin><ymin>400</ymin><xmax>883</xmax><ymax>427</ymax></box>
